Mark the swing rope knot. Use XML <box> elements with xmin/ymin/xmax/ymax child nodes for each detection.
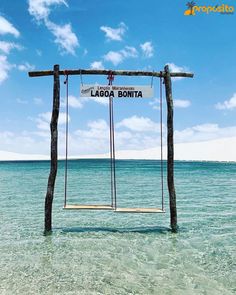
<box><xmin>107</xmin><ymin>71</ymin><xmax>114</xmax><ymax>85</ymax></box>
<box><xmin>64</xmin><ymin>70</ymin><xmax>68</xmax><ymax>84</ymax></box>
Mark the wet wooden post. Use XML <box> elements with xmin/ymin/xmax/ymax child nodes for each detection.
<box><xmin>164</xmin><ymin>65</ymin><xmax>177</xmax><ymax>232</ymax></box>
<box><xmin>44</xmin><ymin>64</ymin><xmax>60</xmax><ymax>234</ymax></box>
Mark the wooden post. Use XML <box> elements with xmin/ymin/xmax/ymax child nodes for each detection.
<box><xmin>164</xmin><ymin>65</ymin><xmax>178</xmax><ymax>232</ymax></box>
<box><xmin>44</xmin><ymin>64</ymin><xmax>60</xmax><ymax>234</ymax></box>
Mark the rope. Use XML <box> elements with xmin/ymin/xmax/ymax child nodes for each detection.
<box><xmin>109</xmin><ymin>96</ymin><xmax>114</xmax><ymax>207</ymax></box>
<box><xmin>151</xmin><ymin>71</ymin><xmax>154</xmax><ymax>88</ymax></box>
<box><xmin>80</xmin><ymin>69</ymin><xmax>83</xmax><ymax>86</ymax></box>
<box><xmin>108</xmin><ymin>71</ymin><xmax>117</xmax><ymax>209</ymax></box>
<box><xmin>64</xmin><ymin>72</ymin><xmax>69</xmax><ymax>207</ymax></box>
<box><xmin>111</xmin><ymin>96</ymin><xmax>117</xmax><ymax>209</ymax></box>
<box><xmin>160</xmin><ymin>72</ymin><xmax>164</xmax><ymax>211</ymax></box>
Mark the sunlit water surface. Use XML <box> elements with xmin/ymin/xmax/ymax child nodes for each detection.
<box><xmin>0</xmin><ymin>160</ymin><xmax>235</xmax><ymax>294</ymax></box>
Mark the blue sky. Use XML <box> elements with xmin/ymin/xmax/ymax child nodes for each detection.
<box><xmin>0</xmin><ymin>0</ymin><xmax>236</xmax><ymax>159</ymax></box>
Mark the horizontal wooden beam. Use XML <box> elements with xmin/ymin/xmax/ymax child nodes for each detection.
<box><xmin>28</xmin><ymin>68</ymin><xmax>194</xmax><ymax>78</ymax></box>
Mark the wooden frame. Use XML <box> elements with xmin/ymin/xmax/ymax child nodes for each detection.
<box><xmin>28</xmin><ymin>66</ymin><xmax>194</xmax><ymax>233</ymax></box>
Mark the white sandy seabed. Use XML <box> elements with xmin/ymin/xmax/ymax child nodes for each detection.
<box><xmin>0</xmin><ymin>136</ymin><xmax>236</xmax><ymax>162</ymax></box>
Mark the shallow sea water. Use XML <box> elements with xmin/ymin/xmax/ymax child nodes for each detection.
<box><xmin>0</xmin><ymin>160</ymin><xmax>235</xmax><ymax>294</ymax></box>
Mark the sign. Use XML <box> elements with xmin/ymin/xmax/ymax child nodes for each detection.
<box><xmin>80</xmin><ymin>84</ymin><xmax>154</xmax><ymax>98</ymax></box>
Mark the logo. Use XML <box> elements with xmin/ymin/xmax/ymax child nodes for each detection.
<box><xmin>81</xmin><ymin>86</ymin><xmax>94</xmax><ymax>94</ymax></box>
<box><xmin>184</xmin><ymin>1</ymin><xmax>234</xmax><ymax>15</ymax></box>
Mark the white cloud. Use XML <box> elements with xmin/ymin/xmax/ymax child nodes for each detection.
<box><xmin>0</xmin><ymin>41</ymin><xmax>22</xmax><ymax>54</ymax></box>
<box><xmin>36</xmin><ymin>49</ymin><xmax>42</xmax><ymax>56</ymax></box>
<box><xmin>167</xmin><ymin>63</ymin><xmax>185</xmax><ymax>73</ymax></box>
<box><xmin>150</xmin><ymin>98</ymin><xmax>190</xmax><ymax>110</ymax></box>
<box><xmin>104</xmin><ymin>51</ymin><xmax>123</xmax><ymax>66</ymax></box>
<box><xmin>28</xmin><ymin>1</ymin><xmax>79</xmax><ymax>55</ymax></box>
<box><xmin>100</xmin><ymin>22</ymin><xmax>127</xmax><ymax>41</ymax></box>
<box><xmin>73</xmin><ymin>117</ymin><xmax>160</xmax><ymax>155</ymax></box>
<box><xmin>0</xmin><ymin>55</ymin><xmax>14</xmax><ymax>84</ymax></box>
<box><xmin>36</xmin><ymin>111</ymin><xmax>70</xmax><ymax>130</ymax></box>
<box><xmin>62</xmin><ymin>95</ymin><xmax>83</xmax><ymax>109</ymax></box>
<box><xmin>149</xmin><ymin>98</ymin><xmax>160</xmax><ymax>110</ymax></box>
<box><xmin>175</xmin><ymin>123</ymin><xmax>236</xmax><ymax>144</ymax></box>
<box><xmin>104</xmin><ymin>46</ymin><xmax>138</xmax><ymax>66</ymax></box>
<box><xmin>34</xmin><ymin>97</ymin><xmax>43</xmax><ymax>105</ymax></box>
<box><xmin>18</xmin><ymin>62</ymin><xmax>35</xmax><ymax>72</ymax></box>
<box><xmin>0</xmin><ymin>16</ymin><xmax>20</xmax><ymax>37</ymax></box>
<box><xmin>28</xmin><ymin>0</ymin><xmax>68</xmax><ymax>21</ymax></box>
<box><xmin>75</xmin><ymin>119</ymin><xmax>109</xmax><ymax>141</ymax></box>
<box><xmin>174</xmin><ymin>99</ymin><xmax>191</xmax><ymax>108</ymax></box>
<box><xmin>45</xmin><ymin>21</ymin><xmax>79</xmax><ymax>55</ymax></box>
<box><xmin>215</xmin><ymin>93</ymin><xmax>236</xmax><ymax>110</ymax></box>
<box><xmin>166</xmin><ymin>62</ymin><xmax>188</xmax><ymax>80</ymax></box>
<box><xmin>117</xmin><ymin>115</ymin><xmax>160</xmax><ymax>132</ymax></box>
<box><xmin>16</xmin><ymin>98</ymin><xmax>28</xmax><ymax>104</ymax></box>
<box><xmin>82</xmin><ymin>96</ymin><xmax>109</xmax><ymax>106</ymax></box>
<box><xmin>120</xmin><ymin>46</ymin><xmax>138</xmax><ymax>58</ymax></box>
<box><xmin>61</xmin><ymin>93</ymin><xmax>109</xmax><ymax>108</ymax></box>
<box><xmin>88</xmin><ymin>119</ymin><xmax>108</xmax><ymax>132</ymax></box>
<box><xmin>90</xmin><ymin>61</ymin><xmax>104</xmax><ymax>70</ymax></box>
<box><xmin>140</xmin><ymin>41</ymin><xmax>154</xmax><ymax>58</ymax></box>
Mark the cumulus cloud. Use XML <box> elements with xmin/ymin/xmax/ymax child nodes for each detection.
<box><xmin>150</xmin><ymin>98</ymin><xmax>190</xmax><ymax>110</ymax></box>
<box><xmin>140</xmin><ymin>41</ymin><xmax>154</xmax><ymax>58</ymax></box>
<box><xmin>34</xmin><ymin>97</ymin><xmax>43</xmax><ymax>105</ymax></box>
<box><xmin>74</xmin><ymin>117</ymin><xmax>159</xmax><ymax>154</ymax></box>
<box><xmin>175</xmin><ymin>123</ymin><xmax>236</xmax><ymax>144</ymax></box>
<box><xmin>120</xmin><ymin>46</ymin><xmax>138</xmax><ymax>58</ymax></box>
<box><xmin>28</xmin><ymin>0</ymin><xmax>79</xmax><ymax>55</ymax></box>
<box><xmin>174</xmin><ymin>99</ymin><xmax>191</xmax><ymax>108</ymax></box>
<box><xmin>0</xmin><ymin>16</ymin><xmax>20</xmax><ymax>37</ymax></box>
<box><xmin>28</xmin><ymin>0</ymin><xmax>68</xmax><ymax>21</ymax></box>
<box><xmin>103</xmin><ymin>51</ymin><xmax>123</xmax><ymax>66</ymax></box>
<box><xmin>0</xmin><ymin>17</ymin><xmax>22</xmax><ymax>84</ymax></box>
<box><xmin>0</xmin><ymin>41</ymin><xmax>22</xmax><ymax>54</ymax></box>
<box><xmin>16</xmin><ymin>98</ymin><xmax>28</xmax><ymax>104</ymax></box>
<box><xmin>45</xmin><ymin>21</ymin><xmax>79</xmax><ymax>55</ymax></box>
<box><xmin>36</xmin><ymin>111</ymin><xmax>70</xmax><ymax>130</ymax></box>
<box><xmin>166</xmin><ymin>62</ymin><xmax>189</xmax><ymax>80</ymax></box>
<box><xmin>215</xmin><ymin>93</ymin><xmax>236</xmax><ymax>110</ymax></box>
<box><xmin>74</xmin><ymin>119</ymin><xmax>110</xmax><ymax>153</ymax></box>
<box><xmin>149</xmin><ymin>98</ymin><xmax>160</xmax><ymax>110</ymax></box>
<box><xmin>61</xmin><ymin>95</ymin><xmax>83</xmax><ymax>109</ymax></box>
<box><xmin>18</xmin><ymin>62</ymin><xmax>35</xmax><ymax>72</ymax></box>
<box><xmin>117</xmin><ymin>115</ymin><xmax>160</xmax><ymax>133</ymax></box>
<box><xmin>0</xmin><ymin>55</ymin><xmax>14</xmax><ymax>84</ymax></box>
<box><xmin>104</xmin><ymin>46</ymin><xmax>138</xmax><ymax>66</ymax></box>
<box><xmin>90</xmin><ymin>61</ymin><xmax>104</xmax><ymax>70</ymax></box>
<box><xmin>61</xmin><ymin>93</ymin><xmax>109</xmax><ymax>108</ymax></box>
<box><xmin>82</xmin><ymin>96</ymin><xmax>109</xmax><ymax>106</ymax></box>
<box><xmin>100</xmin><ymin>22</ymin><xmax>127</xmax><ymax>41</ymax></box>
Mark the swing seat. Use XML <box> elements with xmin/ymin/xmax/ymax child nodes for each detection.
<box><xmin>63</xmin><ymin>204</ymin><xmax>164</xmax><ymax>213</ymax></box>
<box><xmin>64</xmin><ymin>204</ymin><xmax>113</xmax><ymax>210</ymax></box>
<box><xmin>115</xmin><ymin>207</ymin><xmax>165</xmax><ymax>213</ymax></box>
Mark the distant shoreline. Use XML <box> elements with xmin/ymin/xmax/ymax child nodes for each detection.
<box><xmin>0</xmin><ymin>158</ymin><xmax>235</xmax><ymax>164</ymax></box>
<box><xmin>1</xmin><ymin>136</ymin><xmax>236</xmax><ymax>163</ymax></box>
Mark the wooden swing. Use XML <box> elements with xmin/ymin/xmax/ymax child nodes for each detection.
<box><xmin>29</xmin><ymin>65</ymin><xmax>193</xmax><ymax>232</ymax></box>
<box><xmin>63</xmin><ymin>72</ymin><xmax>165</xmax><ymax>213</ymax></box>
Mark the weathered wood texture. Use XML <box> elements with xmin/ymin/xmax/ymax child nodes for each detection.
<box><xmin>115</xmin><ymin>208</ymin><xmax>164</xmax><ymax>213</ymax></box>
<box><xmin>64</xmin><ymin>204</ymin><xmax>113</xmax><ymax>210</ymax></box>
<box><xmin>63</xmin><ymin>205</ymin><xmax>164</xmax><ymax>213</ymax></box>
<box><xmin>164</xmin><ymin>65</ymin><xmax>178</xmax><ymax>232</ymax></box>
<box><xmin>44</xmin><ymin>65</ymin><xmax>60</xmax><ymax>233</ymax></box>
<box><xmin>29</xmin><ymin>69</ymin><xmax>194</xmax><ymax>78</ymax></box>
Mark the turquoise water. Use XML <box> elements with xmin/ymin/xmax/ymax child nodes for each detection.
<box><xmin>0</xmin><ymin>160</ymin><xmax>235</xmax><ymax>295</ymax></box>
